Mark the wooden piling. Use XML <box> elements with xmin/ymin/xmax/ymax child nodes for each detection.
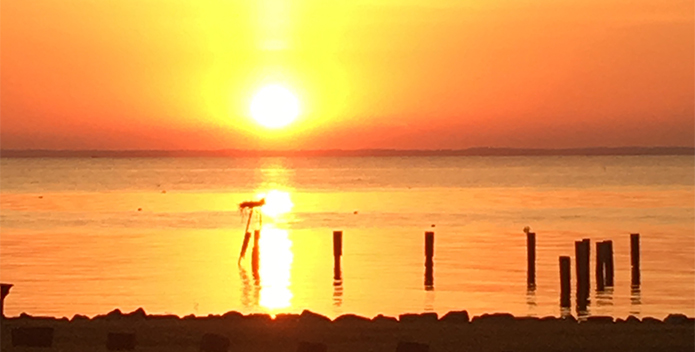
<box><xmin>595</xmin><ymin>241</ymin><xmax>605</xmax><ymax>291</ymax></box>
<box><xmin>631</xmin><ymin>233</ymin><xmax>640</xmax><ymax>286</ymax></box>
<box><xmin>575</xmin><ymin>240</ymin><xmax>590</xmax><ymax>308</ymax></box>
<box><xmin>559</xmin><ymin>256</ymin><xmax>571</xmax><ymax>308</ymax></box>
<box><xmin>333</xmin><ymin>231</ymin><xmax>343</xmax><ymax>281</ymax></box>
<box><xmin>424</xmin><ymin>231</ymin><xmax>434</xmax><ymax>288</ymax></box>
<box><xmin>527</xmin><ymin>232</ymin><xmax>536</xmax><ymax>287</ymax></box>
<box><xmin>251</xmin><ymin>230</ymin><xmax>260</xmax><ymax>276</ymax></box>
<box><xmin>604</xmin><ymin>240</ymin><xmax>614</xmax><ymax>286</ymax></box>
<box><xmin>581</xmin><ymin>239</ymin><xmax>590</xmax><ymax>295</ymax></box>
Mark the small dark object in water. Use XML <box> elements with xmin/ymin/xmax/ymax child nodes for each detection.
<box><xmin>162</xmin><ymin>190</ymin><xmax>166</xmax><ymax>194</ymax></box>
<box><xmin>137</xmin><ymin>208</ymin><xmax>142</xmax><ymax>212</ymax></box>
<box><xmin>353</xmin><ymin>210</ymin><xmax>358</xmax><ymax>214</ymax></box>
<box><xmin>38</xmin><ymin>196</ymin><xmax>43</xmax><ymax>199</ymax></box>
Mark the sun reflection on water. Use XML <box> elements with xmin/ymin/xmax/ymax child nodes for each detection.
<box><xmin>256</xmin><ymin>190</ymin><xmax>294</xmax><ymax>218</ymax></box>
<box><xmin>258</xmin><ymin>226</ymin><xmax>293</xmax><ymax>311</ymax></box>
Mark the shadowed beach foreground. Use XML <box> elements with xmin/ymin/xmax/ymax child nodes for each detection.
<box><xmin>2</xmin><ymin>310</ymin><xmax>693</xmax><ymax>351</ymax></box>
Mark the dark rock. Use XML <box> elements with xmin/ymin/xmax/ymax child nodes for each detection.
<box><xmin>333</xmin><ymin>314</ymin><xmax>371</xmax><ymax>324</ymax></box>
<box><xmin>586</xmin><ymin>316</ymin><xmax>613</xmax><ymax>324</ymax></box>
<box><xmin>396</xmin><ymin>341</ymin><xmax>430</xmax><ymax>352</ymax></box>
<box><xmin>105</xmin><ymin>309</ymin><xmax>124</xmax><ymax>320</ymax></box>
<box><xmin>183</xmin><ymin>314</ymin><xmax>197</xmax><ymax>320</ymax></box>
<box><xmin>222</xmin><ymin>311</ymin><xmax>243</xmax><ymax>321</ymax></box>
<box><xmin>107</xmin><ymin>332</ymin><xmax>136</xmax><ymax>351</ymax></box>
<box><xmin>539</xmin><ymin>316</ymin><xmax>557</xmax><ymax>323</ymax></box>
<box><xmin>471</xmin><ymin>313</ymin><xmax>515</xmax><ymax>324</ymax></box>
<box><xmin>244</xmin><ymin>313</ymin><xmax>272</xmax><ymax>324</ymax></box>
<box><xmin>299</xmin><ymin>310</ymin><xmax>331</xmax><ymax>324</ymax></box>
<box><xmin>275</xmin><ymin>313</ymin><xmax>301</xmax><ymax>324</ymax></box>
<box><xmin>297</xmin><ymin>341</ymin><xmax>328</xmax><ymax>352</ymax></box>
<box><xmin>372</xmin><ymin>314</ymin><xmax>398</xmax><ymax>323</ymax></box>
<box><xmin>399</xmin><ymin>313</ymin><xmax>438</xmax><ymax>324</ymax></box>
<box><xmin>624</xmin><ymin>315</ymin><xmax>640</xmax><ymax>324</ymax></box>
<box><xmin>440</xmin><ymin>310</ymin><xmax>470</xmax><ymax>324</ymax></box>
<box><xmin>17</xmin><ymin>313</ymin><xmax>58</xmax><ymax>321</ymax></box>
<box><xmin>641</xmin><ymin>317</ymin><xmax>663</xmax><ymax>324</ymax></box>
<box><xmin>664</xmin><ymin>313</ymin><xmax>691</xmax><ymax>325</ymax></box>
<box><xmin>560</xmin><ymin>314</ymin><xmax>577</xmax><ymax>323</ymax></box>
<box><xmin>200</xmin><ymin>333</ymin><xmax>230</xmax><ymax>352</ymax></box>
<box><xmin>149</xmin><ymin>314</ymin><xmax>180</xmax><ymax>321</ymax></box>
<box><xmin>12</xmin><ymin>327</ymin><xmax>54</xmax><ymax>347</ymax></box>
<box><xmin>71</xmin><ymin>314</ymin><xmax>90</xmax><ymax>322</ymax></box>
<box><xmin>125</xmin><ymin>308</ymin><xmax>147</xmax><ymax>319</ymax></box>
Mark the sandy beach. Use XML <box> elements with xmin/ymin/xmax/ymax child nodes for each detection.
<box><xmin>2</xmin><ymin>310</ymin><xmax>693</xmax><ymax>352</ymax></box>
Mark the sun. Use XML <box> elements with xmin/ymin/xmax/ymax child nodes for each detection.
<box><xmin>250</xmin><ymin>85</ymin><xmax>300</xmax><ymax>128</ymax></box>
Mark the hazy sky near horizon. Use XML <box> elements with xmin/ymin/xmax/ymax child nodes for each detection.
<box><xmin>2</xmin><ymin>0</ymin><xmax>693</xmax><ymax>150</ymax></box>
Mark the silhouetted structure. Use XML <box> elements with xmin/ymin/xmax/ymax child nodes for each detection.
<box><xmin>631</xmin><ymin>233</ymin><xmax>641</xmax><ymax>286</ymax></box>
<box><xmin>526</xmin><ymin>232</ymin><xmax>536</xmax><ymax>288</ymax></box>
<box><xmin>252</xmin><ymin>230</ymin><xmax>260</xmax><ymax>280</ymax></box>
<box><xmin>596</xmin><ymin>241</ymin><xmax>606</xmax><ymax>291</ymax></box>
<box><xmin>559</xmin><ymin>256</ymin><xmax>571</xmax><ymax>308</ymax></box>
<box><xmin>424</xmin><ymin>231</ymin><xmax>434</xmax><ymax>290</ymax></box>
<box><xmin>333</xmin><ymin>231</ymin><xmax>343</xmax><ymax>281</ymax></box>
<box><xmin>575</xmin><ymin>239</ymin><xmax>590</xmax><ymax>311</ymax></box>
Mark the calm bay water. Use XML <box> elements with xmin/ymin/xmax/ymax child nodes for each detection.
<box><xmin>1</xmin><ymin>156</ymin><xmax>693</xmax><ymax>319</ymax></box>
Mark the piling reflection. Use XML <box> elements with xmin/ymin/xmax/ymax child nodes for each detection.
<box><xmin>595</xmin><ymin>287</ymin><xmax>614</xmax><ymax>307</ymax></box>
<box><xmin>239</xmin><ymin>265</ymin><xmax>260</xmax><ymax>308</ymax></box>
<box><xmin>424</xmin><ymin>289</ymin><xmax>435</xmax><ymax>312</ymax></box>
<box><xmin>630</xmin><ymin>285</ymin><xmax>642</xmax><ymax>316</ymax></box>
<box><xmin>332</xmin><ymin>280</ymin><xmax>343</xmax><ymax>309</ymax></box>
<box><xmin>526</xmin><ymin>286</ymin><xmax>537</xmax><ymax>316</ymax></box>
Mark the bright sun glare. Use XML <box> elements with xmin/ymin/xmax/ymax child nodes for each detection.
<box><xmin>257</xmin><ymin>190</ymin><xmax>294</xmax><ymax>218</ymax></box>
<box><xmin>250</xmin><ymin>85</ymin><xmax>300</xmax><ymax>128</ymax></box>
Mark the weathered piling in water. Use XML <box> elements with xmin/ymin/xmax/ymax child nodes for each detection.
<box><xmin>424</xmin><ymin>231</ymin><xmax>434</xmax><ymax>289</ymax></box>
<box><xmin>333</xmin><ymin>231</ymin><xmax>343</xmax><ymax>281</ymax></box>
<box><xmin>1</xmin><ymin>283</ymin><xmax>12</xmax><ymax>318</ymax></box>
<box><xmin>527</xmin><ymin>232</ymin><xmax>536</xmax><ymax>288</ymax></box>
<box><xmin>251</xmin><ymin>230</ymin><xmax>260</xmax><ymax>275</ymax></box>
<box><xmin>559</xmin><ymin>256</ymin><xmax>571</xmax><ymax>308</ymax></box>
<box><xmin>604</xmin><ymin>240</ymin><xmax>614</xmax><ymax>286</ymax></box>
<box><xmin>631</xmin><ymin>233</ymin><xmax>640</xmax><ymax>286</ymax></box>
<box><xmin>595</xmin><ymin>241</ymin><xmax>605</xmax><ymax>291</ymax></box>
<box><xmin>575</xmin><ymin>239</ymin><xmax>590</xmax><ymax>309</ymax></box>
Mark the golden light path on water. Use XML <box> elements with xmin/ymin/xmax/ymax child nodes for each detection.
<box><xmin>254</xmin><ymin>190</ymin><xmax>294</xmax><ymax>313</ymax></box>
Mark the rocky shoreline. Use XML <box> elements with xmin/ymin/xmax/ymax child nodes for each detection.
<box><xmin>2</xmin><ymin>309</ymin><xmax>694</xmax><ymax>351</ymax></box>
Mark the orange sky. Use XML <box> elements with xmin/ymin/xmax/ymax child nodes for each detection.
<box><xmin>1</xmin><ymin>0</ymin><xmax>693</xmax><ymax>150</ymax></box>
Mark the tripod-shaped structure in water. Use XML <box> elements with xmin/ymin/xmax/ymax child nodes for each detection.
<box><xmin>238</xmin><ymin>198</ymin><xmax>265</xmax><ymax>264</ymax></box>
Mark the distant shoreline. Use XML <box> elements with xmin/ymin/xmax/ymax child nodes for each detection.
<box><xmin>1</xmin><ymin>147</ymin><xmax>693</xmax><ymax>158</ymax></box>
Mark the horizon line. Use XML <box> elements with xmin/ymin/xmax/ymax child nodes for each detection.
<box><xmin>1</xmin><ymin>146</ymin><xmax>693</xmax><ymax>158</ymax></box>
